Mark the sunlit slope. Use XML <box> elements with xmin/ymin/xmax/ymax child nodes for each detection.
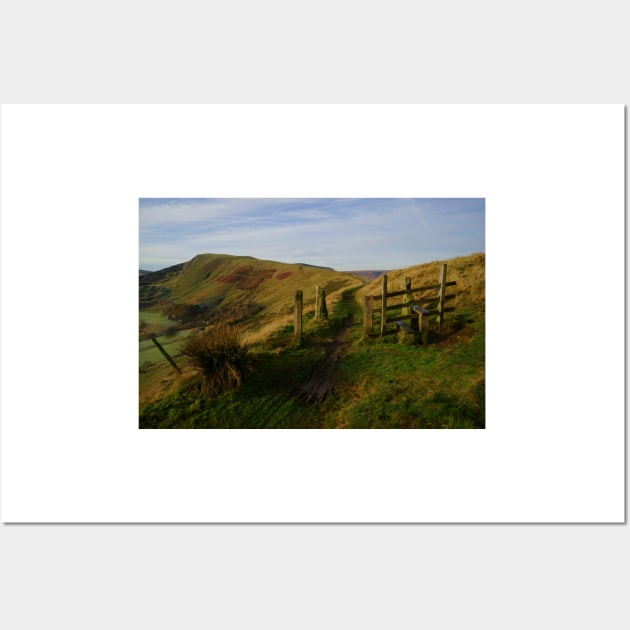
<box><xmin>356</xmin><ymin>252</ymin><xmax>485</xmax><ymax>314</ymax></box>
<box><xmin>140</xmin><ymin>253</ymin><xmax>364</xmax><ymax>326</ymax></box>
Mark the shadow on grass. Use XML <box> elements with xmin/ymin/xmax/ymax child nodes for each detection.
<box><xmin>139</xmin><ymin>344</ymin><xmax>329</xmax><ymax>429</ymax></box>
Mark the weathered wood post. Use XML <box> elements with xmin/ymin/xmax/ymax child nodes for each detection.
<box><xmin>294</xmin><ymin>290</ymin><xmax>303</xmax><ymax>345</ymax></box>
<box><xmin>414</xmin><ymin>306</ymin><xmax>431</xmax><ymax>345</ymax></box>
<box><xmin>150</xmin><ymin>335</ymin><xmax>182</xmax><ymax>374</ymax></box>
<box><xmin>437</xmin><ymin>264</ymin><xmax>447</xmax><ymax>328</ymax></box>
<box><xmin>363</xmin><ymin>295</ymin><xmax>374</xmax><ymax>338</ymax></box>
<box><xmin>380</xmin><ymin>274</ymin><xmax>388</xmax><ymax>336</ymax></box>
<box><xmin>401</xmin><ymin>276</ymin><xmax>413</xmax><ymax>326</ymax></box>
<box><xmin>315</xmin><ymin>285</ymin><xmax>328</xmax><ymax>320</ymax></box>
<box><xmin>420</xmin><ymin>311</ymin><xmax>430</xmax><ymax>345</ymax></box>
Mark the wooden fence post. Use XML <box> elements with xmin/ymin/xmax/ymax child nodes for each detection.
<box><xmin>402</xmin><ymin>276</ymin><xmax>413</xmax><ymax>324</ymax></box>
<box><xmin>150</xmin><ymin>335</ymin><xmax>182</xmax><ymax>374</ymax></box>
<box><xmin>294</xmin><ymin>290</ymin><xmax>303</xmax><ymax>345</ymax></box>
<box><xmin>437</xmin><ymin>263</ymin><xmax>447</xmax><ymax>328</ymax></box>
<box><xmin>363</xmin><ymin>295</ymin><xmax>374</xmax><ymax>338</ymax></box>
<box><xmin>419</xmin><ymin>308</ymin><xmax>430</xmax><ymax>345</ymax></box>
<box><xmin>380</xmin><ymin>274</ymin><xmax>388</xmax><ymax>336</ymax></box>
<box><xmin>315</xmin><ymin>285</ymin><xmax>328</xmax><ymax>320</ymax></box>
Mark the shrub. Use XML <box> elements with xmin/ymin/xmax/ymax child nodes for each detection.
<box><xmin>180</xmin><ymin>323</ymin><xmax>252</xmax><ymax>396</ymax></box>
<box><xmin>163</xmin><ymin>302</ymin><xmax>210</xmax><ymax>324</ymax></box>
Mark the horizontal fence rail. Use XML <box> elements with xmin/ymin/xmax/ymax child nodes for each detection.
<box><xmin>363</xmin><ymin>264</ymin><xmax>456</xmax><ymax>341</ymax></box>
<box><xmin>372</xmin><ymin>281</ymin><xmax>456</xmax><ymax>300</ymax></box>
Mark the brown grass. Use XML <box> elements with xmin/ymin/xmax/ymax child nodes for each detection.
<box><xmin>179</xmin><ymin>323</ymin><xmax>252</xmax><ymax>396</ymax></box>
<box><xmin>217</xmin><ymin>265</ymin><xmax>277</xmax><ymax>290</ymax></box>
<box><xmin>242</xmin><ymin>313</ymin><xmax>294</xmax><ymax>346</ymax></box>
<box><xmin>356</xmin><ymin>252</ymin><xmax>485</xmax><ymax>313</ymax></box>
<box><xmin>139</xmin><ymin>361</ymin><xmax>183</xmax><ymax>408</ymax></box>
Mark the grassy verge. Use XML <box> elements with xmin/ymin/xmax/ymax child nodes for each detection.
<box><xmin>324</xmin><ymin>322</ymin><xmax>485</xmax><ymax>428</ymax></box>
<box><xmin>140</xmin><ymin>289</ymin><xmax>484</xmax><ymax>429</ymax></box>
<box><xmin>140</xmin><ymin>344</ymin><xmax>330</xmax><ymax>429</ymax></box>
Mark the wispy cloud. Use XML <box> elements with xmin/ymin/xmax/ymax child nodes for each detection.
<box><xmin>139</xmin><ymin>198</ymin><xmax>485</xmax><ymax>270</ymax></box>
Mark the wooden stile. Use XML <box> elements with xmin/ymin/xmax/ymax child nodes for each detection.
<box><xmin>372</xmin><ymin>281</ymin><xmax>455</xmax><ymax>301</ymax></box>
<box><xmin>401</xmin><ymin>276</ymin><xmax>413</xmax><ymax>322</ymax></box>
<box><xmin>412</xmin><ymin>305</ymin><xmax>431</xmax><ymax>345</ymax></box>
<box><xmin>363</xmin><ymin>264</ymin><xmax>455</xmax><ymax>337</ymax></box>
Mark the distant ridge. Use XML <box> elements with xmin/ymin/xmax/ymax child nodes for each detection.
<box><xmin>296</xmin><ymin>262</ymin><xmax>335</xmax><ymax>271</ymax></box>
<box><xmin>342</xmin><ymin>270</ymin><xmax>389</xmax><ymax>281</ymax></box>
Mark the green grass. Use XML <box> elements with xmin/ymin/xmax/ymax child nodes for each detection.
<box><xmin>139</xmin><ymin>329</ymin><xmax>191</xmax><ymax>368</ymax></box>
<box><xmin>140</xmin><ymin>308</ymin><xmax>169</xmax><ymax>325</ymax></box>
<box><xmin>139</xmin><ymin>254</ymin><xmax>485</xmax><ymax>429</ymax></box>
<box><xmin>140</xmin><ymin>345</ymin><xmax>330</xmax><ymax>429</ymax></box>
<box><xmin>140</xmin><ymin>314</ymin><xmax>484</xmax><ymax>429</ymax></box>
<box><xmin>324</xmin><ymin>325</ymin><xmax>485</xmax><ymax>428</ymax></box>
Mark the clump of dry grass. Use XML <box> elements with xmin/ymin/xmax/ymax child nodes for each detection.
<box><xmin>180</xmin><ymin>323</ymin><xmax>252</xmax><ymax>396</ymax></box>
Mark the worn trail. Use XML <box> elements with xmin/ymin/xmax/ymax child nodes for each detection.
<box><xmin>296</xmin><ymin>311</ymin><xmax>355</xmax><ymax>405</ymax></box>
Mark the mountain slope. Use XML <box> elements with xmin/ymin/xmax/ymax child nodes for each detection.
<box><xmin>140</xmin><ymin>253</ymin><xmax>364</xmax><ymax>338</ymax></box>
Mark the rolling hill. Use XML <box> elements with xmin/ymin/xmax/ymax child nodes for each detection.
<box><xmin>139</xmin><ymin>253</ymin><xmax>365</xmax><ymax>340</ymax></box>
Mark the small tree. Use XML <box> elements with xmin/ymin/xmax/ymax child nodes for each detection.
<box><xmin>180</xmin><ymin>322</ymin><xmax>251</xmax><ymax>396</ymax></box>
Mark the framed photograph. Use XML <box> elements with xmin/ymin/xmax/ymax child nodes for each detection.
<box><xmin>138</xmin><ymin>197</ymin><xmax>485</xmax><ymax>430</ymax></box>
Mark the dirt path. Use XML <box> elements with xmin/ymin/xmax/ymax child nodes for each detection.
<box><xmin>296</xmin><ymin>312</ymin><xmax>355</xmax><ymax>405</ymax></box>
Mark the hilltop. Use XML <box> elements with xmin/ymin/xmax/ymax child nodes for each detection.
<box><xmin>139</xmin><ymin>253</ymin><xmax>364</xmax><ymax>341</ymax></box>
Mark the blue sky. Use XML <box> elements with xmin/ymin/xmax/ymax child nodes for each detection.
<box><xmin>139</xmin><ymin>198</ymin><xmax>485</xmax><ymax>271</ymax></box>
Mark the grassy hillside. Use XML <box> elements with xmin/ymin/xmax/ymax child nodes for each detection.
<box><xmin>356</xmin><ymin>252</ymin><xmax>485</xmax><ymax>314</ymax></box>
<box><xmin>139</xmin><ymin>254</ymin><xmax>364</xmax><ymax>404</ymax></box>
<box><xmin>139</xmin><ymin>252</ymin><xmax>485</xmax><ymax>428</ymax></box>
<box><xmin>140</xmin><ymin>253</ymin><xmax>364</xmax><ymax>338</ymax></box>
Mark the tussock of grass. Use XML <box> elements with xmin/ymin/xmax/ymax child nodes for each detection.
<box><xmin>179</xmin><ymin>323</ymin><xmax>252</xmax><ymax>396</ymax></box>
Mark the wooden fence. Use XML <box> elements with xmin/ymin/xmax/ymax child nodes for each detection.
<box><xmin>362</xmin><ymin>264</ymin><xmax>456</xmax><ymax>340</ymax></box>
<box><xmin>294</xmin><ymin>285</ymin><xmax>328</xmax><ymax>345</ymax></box>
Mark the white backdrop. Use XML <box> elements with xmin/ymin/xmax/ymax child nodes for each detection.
<box><xmin>1</xmin><ymin>104</ymin><xmax>624</xmax><ymax>523</ymax></box>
